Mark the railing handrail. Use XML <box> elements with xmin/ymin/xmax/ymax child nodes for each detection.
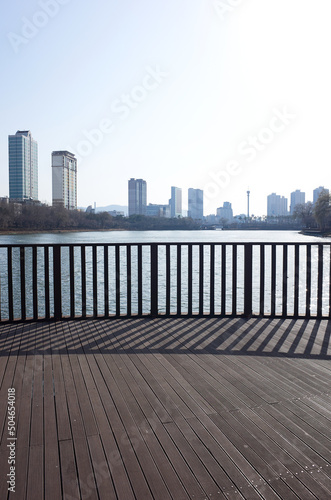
<box><xmin>0</xmin><ymin>241</ymin><xmax>331</xmax><ymax>248</ymax></box>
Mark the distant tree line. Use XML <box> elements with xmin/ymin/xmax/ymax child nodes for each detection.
<box><xmin>293</xmin><ymin>191</ymin><xmax>331</xmax><ymax>230</ymax></box>
<box><xmin>216</xmin><ymin>191</ymin><xmax>331</xmax><ymax>232</ymax></box>
<box><xmin>1</xmin><ymin>192</ymin><xmax>331</xmax><ymax>233</ymax></box>
<box><xmin>0</xmin><ymin>203</ymin><xmax>200</xmax><ymax>231</ymax></box>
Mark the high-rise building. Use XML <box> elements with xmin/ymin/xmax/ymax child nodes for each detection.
<box><xmin>267</xmin><ymin>193</ymin><xmax>288</xmax><ymax>216</ymax></box>
<box><xmin>217</xmin><ymin>202</ymin><xmax>233</xmax><ymax>223</ymax></box>
<box><xmin>146</xmin><ymin>204</ymin><xmax>170</xmax><ymax>217</ymax></box>
<box><xmin>8</xmin><ymin>130</ymin><xmax>38</xmax><ymax>201</ymax></box>
<box><xmin>169</xmin><ymin>187</ymin><xmax>182</xmax><ymax>218</ymax></box>
<box><xmin>52</xmin><ymin>151</ymin><xmax>77</xmax><ymax>210</ymax></box>
<box><xmin>128</xmin><ymin>178</ymin><xmax>147</xmax><ymax>216</ymax></box>
<box><xmin>313</xmin><ymin>186</ymin><xmax>329</xmax><ymax>204</ymax></box>
<box><xmin>188</xmin><ymin>188</ymin><xmax>203</xmax><ymax>220</ymax></box>
<box><xmin>290</xmin><ymin>190</ymin><xmax>305</xmax><ymax>214</ymax></box>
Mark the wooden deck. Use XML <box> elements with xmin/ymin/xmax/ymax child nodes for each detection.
<box><xmin>0</xmin><ymin>317</ymin><xmax>331</xmax><ymax>499</ymax></box>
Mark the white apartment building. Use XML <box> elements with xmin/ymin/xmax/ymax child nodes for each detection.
<box><xmin>267</xmin><ymin>193</ymin><xmax>288</xmax><ymax>216</ymax></box>
<box><xmin>52</xmin><ymin>151</ymin><xmax>77</xmax><ymax>210</ymax></box>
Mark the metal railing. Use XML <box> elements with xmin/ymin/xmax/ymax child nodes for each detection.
<box><xmin>0</xmin><ymin>242</ymin><xmax>330</xmax><ymax>323</ymax></box>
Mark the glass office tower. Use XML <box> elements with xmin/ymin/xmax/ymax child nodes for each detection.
<box><xmin>8</xmin><ymin>130</ymin><xmax>38</xmax><ymax>201</ymax></box>
<box><xmin>188</xmin><ymin>188</ymin><xmax>203</xmax><ymax>220</ymax></box>
<box><xmin>128</xmin><ymin>178</ymin><xmax>147</xmax><ymax>216</ymax></box>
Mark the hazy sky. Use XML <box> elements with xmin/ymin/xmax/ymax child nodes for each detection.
<box><xmin>1</xmin><ymin>0</ymin><xmax>330</xmax><ymax>216</ymax></box>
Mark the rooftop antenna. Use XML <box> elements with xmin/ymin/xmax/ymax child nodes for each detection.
<box><xmin>247</xmin><ymin>189</ymin><xmax>250</xmax><ymax>218</ymax></box>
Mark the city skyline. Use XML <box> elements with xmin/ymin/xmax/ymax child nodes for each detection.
<box><xmin>4</xmin><ymin>127</ymin><xmax>330</xmax><ymax>217</ymax></box>
<box><xmin>4</xmin><ymin>132</ymin><xmax>330</xmax><ymax>217</ymax></box>
<box><xmin>1</xmin><ymin>1</ymin><xmax>331</xmax><ymax>216</ymax></box>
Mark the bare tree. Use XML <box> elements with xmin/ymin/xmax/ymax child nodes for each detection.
<box><xmin>313</xmin><ymin>191</ymin><xmax>331</xmax><ymax>230</ymax></box>
<box><xmin>292</xmin><ymin>202</ymin><xmax>315</xmax><ymax>228</ymax></box>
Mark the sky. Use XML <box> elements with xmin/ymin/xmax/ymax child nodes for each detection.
<box><xmin>1</xmin><ymin>0</ymin><xmax>331</xmax><ymax>217</ymax></box>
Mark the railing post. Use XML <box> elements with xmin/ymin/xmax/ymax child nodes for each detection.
<box><xmin>138</xmin><ymin>245</ymin><xmax>143</xmax><ymax>316</ymax></box>
<box><xmin>244</xmin><ymin>244</ymin><xmax>253</xmax><ymax>317</ymax></box>
<box><xmin>166</xmin><ymin>245</ymin><xmax>171</xmax><ymax>316</ymax></box>
<box><xmin>7</xmin><ymin>247</ymin><xmax>14</xmax><ymax>322</ymax></box>
<box><xmin>116</xmin><ymin>245</ymin><xmax>120</xmax><ymax>317</ymax></box>
<box><xmin>53</xmin><ymin>245</ymin><xmax>62</xmax><ymax>321</ymax></box>
<box><xmin>210</xmin><ymin>244</ymin><xmax>215</xmax><ymax>316</ymax></box>
<box><xmin>294</xmin><ymin>244</ymin><xmax>299</xmax><ymax>317</ymax></box>
<box><xmin>177</xmin><ymin>245</ymin><xmax>181</xmax><ymax>315</ymax></box>
<box><xmin>271</xmin><ymin>244</ymin><xmax>276</xmax><ymax>317</ymax></box>
<box><xmin>32</xmin><ymin>246</ymin><xmax>38</xmax><ymax>321</ymax></box>
<box><xmin>44</xmin><ymin>246</ymin><xmax>50</xmax><ymax>320</ymax></box>
<box><xmin>104</xmin><ymin>245</ymin><xmax>109</xmax><ymax>317</ymax></box>
<box><xmin>93</xmin><ymin>245</ymin><xmax>98</xmax><ymax>317</ymax></box>
<box><xmin>317</xmin><ymin>244</ymin><xmax>323</xmax><ymax>318</ymax></box>
<box><xmin>221</xmin><ymin>244</ymin><xmax>226</xmax><ymax>316</ymax></box>
<box><xmin>20</xmin><ymin>246</ymin><xmax>26</xmax><ymax>321</ymax></box>
<box><xmin>126</xmin><ymin>245</ymin><xmax>131</xmax><ymax>317</ymax></box>
<box><xmin>199</xmin><ymin>244</ymin><xmax>204</xmax><ymax>316</ymax></box>
<box><xmin>232</xmin><ymin>245</ymin><xmax>237</xmax><ymax>315</ymax></box>
<box><xmin>188</xmin><ymin>245</ymin><xmax>193</xmax><ymax>316</ymax></box>
<box><xmin>81</xmin><ymin>246</ymin><xmax>86</xmax><ymax>318</ymax></box>
<box><xmin>282</xmin><ymin>244</ymin><xmax>288</xmax><ymax>318</ymax></box>
<box><xmin>69</xmin><ymin>245</ymin><xmax>75</xmax><ymax>319</ymax></box>
<box><xmin>151</xmin><ymin>244</ymin><xmax>158</xmax><ymax>316</ymax></box>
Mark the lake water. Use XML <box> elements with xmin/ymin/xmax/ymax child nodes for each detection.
<box><xmin>0</xmin><ymin>230</ymin><xmax>330</xmax><ymax>320</ymax></box>
<box><xmin>0</xmin><ymin>229</ymin><xmax>329</xmax><ymax>245</ymax></box>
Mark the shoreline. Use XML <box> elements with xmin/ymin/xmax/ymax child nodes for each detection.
<box><xmin>1</xmin><ymin>228</ymin><xmax>330</xmax><ymax>237</ymax></box>
<box><xmin>0</xmin><ymin>228</ymin><xmax>127</xmax><ymax>235</ymax></box>
<box><xmin>299</xmin><ymin>229</ymin><xmax>331</xmax><ymax>238</ymax></box>
<box><xmin>0</xmin><ymin>227</ymin><xmax>305</xmax><ymax>235</ymax></box>
<box><xmin>1</xmin><ymin>228</ymin><xmax>302</xmax><ymax>235</ymax></box>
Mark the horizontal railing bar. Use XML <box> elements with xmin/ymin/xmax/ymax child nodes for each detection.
<box><xmin>1</xmin><ymin>242</ymin><xmax>331</xmax><ymax>249</ymax></box>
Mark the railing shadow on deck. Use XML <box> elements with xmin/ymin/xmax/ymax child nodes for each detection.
<box><xmin>0</xmin><ymin>317</ymin><xmax>331</xmax><ymax>360</ymax></box>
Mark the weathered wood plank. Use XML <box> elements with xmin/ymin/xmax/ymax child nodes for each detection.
<box><xmin>59</xmin><ymin>439</ymin><xmax>80</xmax><ymax>500</ymax></box>
<box><xmin>27</xmin><ymin>445</ymin><xmax>43</xmax><ymax>500</ymax></box>
<box><xmin>85</xmin><ymin>353</ymin><xmax>154</xmax><ymax>499</ymax></box>
<box><xmin>87</xmin><ymin>434</ymin><xmax>117</xmax><ymax>500</ymax></box>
